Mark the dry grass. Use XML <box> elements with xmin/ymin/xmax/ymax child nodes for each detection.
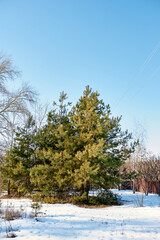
<box><xmin>3</xmin><ymin>208</ymin><xmax>22</xmax><ymax>221</ymax></box>
<box><xmin>77</xmin><ymin>204</ymin><xmax>111</xmax><ymax>208</ymax></box>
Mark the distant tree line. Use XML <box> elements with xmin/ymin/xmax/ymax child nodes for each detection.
<box><xmin>120</xmin><ymin>143</ymin><xmax>160</xmax><ymax>196</ymax></box>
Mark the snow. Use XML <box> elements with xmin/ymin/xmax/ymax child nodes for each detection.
<box><xmin>0</xmin><ymin>190</ymin><xmax>160</xmax><ymax>239</ymax></box>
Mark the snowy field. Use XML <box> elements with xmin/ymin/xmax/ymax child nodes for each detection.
<box><xmin>0</xmin><ymin>190</ymin><xmax>160</xmax><ymax>239</ymax></box>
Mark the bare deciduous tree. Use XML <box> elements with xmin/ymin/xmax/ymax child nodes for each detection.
<box><xmin>130</xmin><ymin>122</ymin><xmax>147</xmax><ymax>193</ymax></box>
<box><xmin>135</xmin><ymin>152</ymin><xmax>160</xmax><ymax>195</ymax></box>
<box><xmin>0</xmin><ymin>54</ymin><xmax>37</xmax><ymax>152</ymax></box>
<box><xmin>33</xmin><ymin>103</ymin><xmax>49</xmax><ymax>130</ymax></box>
<box><xmin>144</xmin><ymin>155</ymin><xmax>160</xmax><ymax>194</ymax></box>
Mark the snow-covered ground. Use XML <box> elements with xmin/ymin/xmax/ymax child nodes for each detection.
<box><xmin>0</xmin><ymin>190</ymin><xmax>160</xmax><ymax>239</ymax></box>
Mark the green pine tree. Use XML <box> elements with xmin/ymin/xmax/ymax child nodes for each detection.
<box><xmin>1</xmin><ymin>116</ymin><xmax>37</xmax><ymax>195</ymax></box>
<box><xmin>70</xmin><ymin>86</ymin><xmax>133</xmax><ymax>200</ymax></box>
<box><xmin>30</xmin><ymin>92</ymin><xmax>74</xmax><ymax>197</ymax></box>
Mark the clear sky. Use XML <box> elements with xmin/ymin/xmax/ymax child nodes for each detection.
<box><xmin>0</xmin><ymin>0</ymin><xmax>160</xmax><ymax>154</ymax></box>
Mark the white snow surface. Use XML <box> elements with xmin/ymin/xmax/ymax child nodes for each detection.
<box><xmin>0</xmin><ymin>190</ymin><xmax>160</xmax><ymax>239</ymax></box>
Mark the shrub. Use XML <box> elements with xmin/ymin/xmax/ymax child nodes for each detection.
<box><xmin>96</xmin><ymin>190</ymin><xmax>121</xmax><ymax>205</ymax></box>
<box><xmin>72</xmin><ymin>191</ymin><xmax>121</xmax><ymax>206</ymax></box>
<box><xmin>3</xmin><ymin>204</ymin><xmax>23</xmax><ymax>221</ymax></box>
<box><xmin>30</xmin><ymin>190</ymin><xmax>121</xmax><ymax>206</ymax></box>
<box><xmin>31</xmin><ymin>192</ymin><xmax>42</xmax><ymax>202</ymax></box>
<box><xmin>133</xmin><ymin>193</ymin><xmax>144</xmax><ymax>207</ymax></box>
<box><xmin>41</xmin><ymin>196</ymin><xmax>58</xmax><ymax>204</ymax></box>
<box><xmin>31</xmin><ymin>201</ymin><xmax>42</xmax><ymax>218</ymax></box>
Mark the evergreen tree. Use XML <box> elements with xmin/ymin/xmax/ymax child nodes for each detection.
<box><xmin>70</xmin><ymin>86</ymin><xmax>132</xmax><ymax>199</ymax></box>
<box><xmin>30</xmin><ymin>92</ymin><xmax>74</xmax><ymax>197</ymax></box>
<box><xmin>1</xmin><ymin>116</ymin><xmax>37</xmax><ymax>195</ymax></box>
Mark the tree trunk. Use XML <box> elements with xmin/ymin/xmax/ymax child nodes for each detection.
<box><xmin>84</xmin><ymin>181</ymin><xmax>90</xmax><ymax>203</ymax></box>
<box><xmin>153</xmin><ymin>181</ymin><xmax>160</xmax><ymax>196</ymax></box>
<box><xmin>7</xmin><ymin>179</ymin><xmax>10</xmax><ymax>196</ymax></box>
<box><xmin>132</xmin><ymin>179</ymin><xmax>135</xmax><ymax>194</ymax></box>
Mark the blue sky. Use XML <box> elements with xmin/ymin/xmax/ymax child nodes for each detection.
<box><xmin>0</xmin><ymin>0</ymin><xmax>160</xmax><ymax>154</ymax></box>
